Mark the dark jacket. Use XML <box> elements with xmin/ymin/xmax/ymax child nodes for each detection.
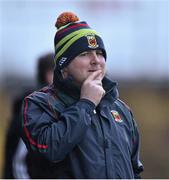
<box><xmin>3</xmin><ymin>89</ymin><xmax>34</xmax><ymax>179</ymax></box>
<box><xmin>21</xmin><ymin>77</ymin><xmax>143</xmax><ymax>178</ymax></box>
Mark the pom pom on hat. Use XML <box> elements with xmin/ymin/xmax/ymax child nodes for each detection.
<box><xmin>55</xmin><ymin>12</ymin><xmax>79</xmax><ymax>29</ymax></box>
<box><xmin>54</xmin><ymin>11</ymin><xmax>106</xmax><ymax>69</ymax></box>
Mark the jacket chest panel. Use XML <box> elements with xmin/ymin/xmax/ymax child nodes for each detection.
<box><xmin>96</xmin><ymin>106</ymin><xmax>132</xmax><ymax>156</ymax></box>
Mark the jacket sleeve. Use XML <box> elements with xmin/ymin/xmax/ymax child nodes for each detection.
<box><xmin>130</xmin><ymin>112</ymin><xmax>144</xmax><ymax>178</ymax></box>
<box><xmin>21</xmin><ymin>97</ymin><xmax>95</xmax><ymax>163</ymax></box>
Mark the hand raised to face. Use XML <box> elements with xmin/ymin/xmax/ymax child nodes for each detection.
<box><xmin>80</xmin><ymin>70</ymin><xmax>105</xmax><ymax>106</ymax></box>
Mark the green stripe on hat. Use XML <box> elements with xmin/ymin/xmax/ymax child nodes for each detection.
<box><xmin>55</xmin><ymin>29</ymin><xmax>98</xmax><ymax>50</ymax></box>
<box><xmin>55</xmin><ymin>29</ymin><xmax>99</xmax><ymax>60</ymax></box>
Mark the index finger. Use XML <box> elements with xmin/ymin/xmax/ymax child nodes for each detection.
<box><xmin>86</xmin><ymin>70</ymin><xmax>102</xmax><ymax>82</ymax></box>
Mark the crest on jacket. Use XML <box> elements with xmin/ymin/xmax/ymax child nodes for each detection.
<box><xmin>111</xmin><ymin>110</ymin><xmax>123</xmax><ymax>123</ymax></box>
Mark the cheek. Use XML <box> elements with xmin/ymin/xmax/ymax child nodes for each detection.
<box><xmin>72</xmin><ymin>61</ymin><xmax>89</xmax><ymax>73</ymax></box>
<box><xmin>69</xmin><ymin>62</ymin><xmax>88</xmax><ymax>79</ymax></box>
<box><xmin>101</xmin><ymin>60</ymin><xmax>106</xmax><ymax>77</ymax></box>
<box><xmin>76</xmin><ymin>67</ymin><xmax>89</xmax><ymax>79</ymax></box>
<box><xmin>101</xmin><ymin>59</ymin><xmax>106</xmax><ymax>69</ymax></box>
<box><xmin>101</xmin><ymin>58</ymin><xmax>106</xmax><ymax>66</ymax></box>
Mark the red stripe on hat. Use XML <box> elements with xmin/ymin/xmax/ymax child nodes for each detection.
<box><xmin>56</xmin><ymin>23</ymin><xmax>89</xmax><ymax>36</ymax></box>
<box><xmin>24</xmin><ymin>98</ymin><xmax>48</xmax><ymax>149</ymax></box>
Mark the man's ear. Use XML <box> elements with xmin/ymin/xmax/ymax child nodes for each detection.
<box><xmin>61</xmin><ymin>67</ymin><xmax>68</xmax><ymax>79</ymax></box>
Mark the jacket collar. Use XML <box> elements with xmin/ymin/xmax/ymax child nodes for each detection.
<box><xmin>53</xmin><ymin>73</ymin><xmax>119</xmax><ymax>107</ymax></box>
<box><xmin>102</xmin><ymin>77</ymin><xmax>118</xmax><ymax>98</ymax></box>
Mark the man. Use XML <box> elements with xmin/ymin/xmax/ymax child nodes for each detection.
<box><xmin>21</xmin><ymin>12</ymin><xmax>143</xmax><ymax>178</ymax></box>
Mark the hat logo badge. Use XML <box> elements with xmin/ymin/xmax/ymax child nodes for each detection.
<box><xmin>86</xmin><ymin>34</ymin><xmax>99</xmax><ymax>48</ymax></box>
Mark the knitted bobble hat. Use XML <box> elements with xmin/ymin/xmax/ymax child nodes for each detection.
<box><xmin>54</xmin><ymin>12</ymin><xmax>107</xmax><ymax>69</ymax></box>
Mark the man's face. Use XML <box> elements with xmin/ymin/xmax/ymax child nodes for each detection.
<box><xmin>62</xmin><ymin>50</ymin><xmax>106</xmax><ymax>86</ymax></box>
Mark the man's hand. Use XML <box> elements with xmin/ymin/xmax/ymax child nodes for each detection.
<box><xmin>80</xmin><ymin>70</ymin><xmax>105</xmax><ymax>106</ymax></box>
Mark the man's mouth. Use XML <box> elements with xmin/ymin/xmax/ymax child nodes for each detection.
<box><xmin>88</xmin><ymin>69</ymin><xmax>100</xmax><ymax>72</ymax></box>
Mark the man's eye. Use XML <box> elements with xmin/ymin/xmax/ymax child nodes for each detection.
<box><xmin>96</xmin><ymin>51</ymin><xmax>103</xmax><ymax>56</ymax></box>
<box><xmin>79</xmin><ymin>52</ymin><xmax>88</xmax><ymax>56</ymax></box>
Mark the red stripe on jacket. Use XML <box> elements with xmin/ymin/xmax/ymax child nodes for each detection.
<box><xmin>24</xmin><ymin>98</ymin><xmax>48</xmax><ymax>149</ymax></box>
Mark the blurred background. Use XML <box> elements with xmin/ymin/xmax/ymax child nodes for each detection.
<box><xmin>0</xmin><ymin>0</ymin><xmax>169</xmax><ymax>178</ymax></box>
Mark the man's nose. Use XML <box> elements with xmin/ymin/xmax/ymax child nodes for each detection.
<box><xmin>90</xmin><ymin>52</ymin><xmax>100</xmax><ymax>64</ymax></box>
